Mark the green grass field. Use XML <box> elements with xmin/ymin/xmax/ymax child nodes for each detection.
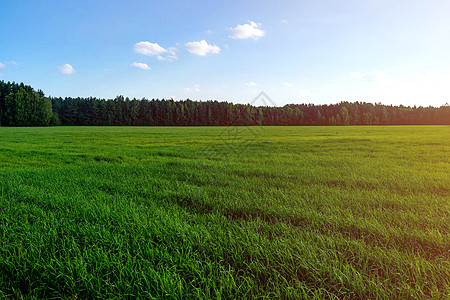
<box><xmin>0</xmin><ymin>126</ymin><xmax>449</xmax><ymax>299</ymax></box>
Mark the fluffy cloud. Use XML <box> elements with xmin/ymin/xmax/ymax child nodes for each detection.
<box><xmin>283</xmin><ymin>82</ymin><xmax>293</xmax><ymax>87</ymax></box>
<box><xmin>157</xmin><ymin>47</ymin><xmax>178</xmax><ymax>61</ymax></box>
<box><xmin>167</xmin><ymin>47</ymin><xmax>178</xmax><ymax>60</ymax></box>
<box><xmin>58</xmin><ymin>64</ymin><xmax>75</xmax><ymax>74</ymax></box>
<box><xmin>0</xmin><ymin>62</ymin><xmax>5</xmax><ymax>68</ymax></box>
<box><xmin>229</xmin><ymin>21</ymin><xmax>265</xmax><ymax>40</ymax></box>
<box><xmin>134</xmin><ymin>42</ymin><xmax>178</xmax><ymax>61</ymax></box>
<box><xmin>185</xmin><ymin>40</ymin><xmax>220</xmax><ymax>56</ymax></box>
<box><xmin>134</xmin><ymin>42</ymin><xmax>167</xmax><ymax>56</ymax></box>
<box><xmin>131</xmin><ymin>62</ymin><xmax>151</xmax><ymax>70</ymax></box>
<box><xmin>246</xmin><ymin>82</ymin><xmax>257</xmax><ymax>87</ymax></box>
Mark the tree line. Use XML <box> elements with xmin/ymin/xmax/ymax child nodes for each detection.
<box><xmin>0</xmin><ymin>81</ymin><xmax>55</xmax><ymax>126</ymax></box>
<box><xmin>1</xmin><ymin>81</ymin><xmax>449</xmax><ymax>127</ymax></box>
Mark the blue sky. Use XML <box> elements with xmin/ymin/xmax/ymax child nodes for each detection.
<box><xmin>1</xmin><ymin>0</ymin><xmax>450</xmax><ymax>107</ymax></box>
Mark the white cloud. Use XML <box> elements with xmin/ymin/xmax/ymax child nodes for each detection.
<box><xmin>0</xmin><ymin>61</ymin><xmax>17</xmax><ymax>76</ymax></box>
<box><xmin>229</xmin><ymin>21</ymin><xmax>265</xmax><ymax>40</ymax></box>
<box><xmin>184</xmin><ymin>84</ymin><xmax>200</xmax><ymax>93</ymax></box>
<box><xmin>134</xmin><ymin>41</ymin><xmax>167</xmax><ymax>56</ymax></box>
<box><xmin>0</xmin><ymin>61</ymin><xmax>18</xmax><ymax>69</ymax></box>
<box><xmin>58</xmin><ymin>64</ymin><xmax>75</xmax><ymax>74</ymax></box>
<box><xmin>134</xmin><ymin>42</ymin><xmax>178</xmax><ymax>61</ymax></box>
<box><xmin>351</xmin><ymin>70</ymin><xmax>389</xmax><ymax>83</ymax></box>
<box><xmin>131</xmin><ymin>62</ymin><xmax>151</xmax><ymax>70</ymax></box>
<box><xmin>300</xmin><ymin>90</ymin><xmax>312</xmax><ymax>97</ymax></box>
<box><xmin>281</xmin><ymin>19</ymin><xmax>288</xmax><ymax>24</ymax></box>
<box><xmin>185</xmin><ymin>40</ymin><xmax>220</xmax><ymax>56</ymax></box>
<box><xmin>246</xmin><ymin>82</ymin><xmax>257</xmax><ymax>87</ymax></box>
<box><xmin>157</xmin><ymin>47</ymin><xmax>178</xmax><ymax>61</ymax></box>
<box><xmin>283</xmin><ymin>82</ymin><xmax>293</xmax><ymax>87</ymax></box>
<box><xmin>164</xmin><ymin>47</ymin><xmax>178</xmax><ymax>61</ymax></box>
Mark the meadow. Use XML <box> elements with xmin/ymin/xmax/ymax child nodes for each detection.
<box><xmin>0</xmin><ymin>125</ymin><xmax>448</xmax><ymax>299</ymax></box>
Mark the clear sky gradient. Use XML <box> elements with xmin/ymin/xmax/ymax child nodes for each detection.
<box><xmin>1</xmin><ymin>0</ymin><xmax>450</xmax><ymax>107</ymax></box>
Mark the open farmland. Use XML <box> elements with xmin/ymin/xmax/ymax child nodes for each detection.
<box><xmin>0</xmin><ymin>126</ymin><xmax>449</xmax><ymax>299</ymax></box>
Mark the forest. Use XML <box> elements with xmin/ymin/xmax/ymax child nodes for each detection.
<box><xmin>1</xmin><ymin>80</ymin><xmax>449</xmax><ymax>127</ymax></box>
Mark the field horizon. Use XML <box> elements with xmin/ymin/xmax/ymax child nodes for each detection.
<box><xmin>0</xmin><ymin>125</ymin><xmax>449</xmax><ymax>299</ymax></box>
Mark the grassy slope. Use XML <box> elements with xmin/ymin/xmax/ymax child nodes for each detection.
<box><xmin>0</xmin><ymin>126</ymin><xmax>449</xmax><ymax>299</ymax></box>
